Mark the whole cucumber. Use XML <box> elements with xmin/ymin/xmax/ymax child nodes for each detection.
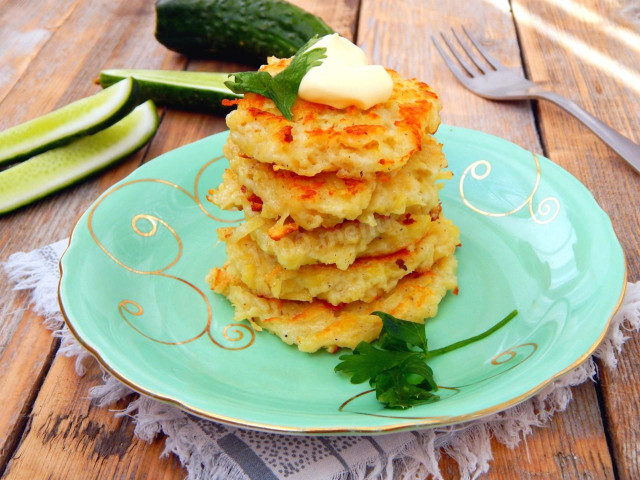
<box><xmin>155</xmin><ymin>0</ymin><xmax>334</xmax><ymax>64</ymax></box>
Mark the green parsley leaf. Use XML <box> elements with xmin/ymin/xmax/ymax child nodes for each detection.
<box><xmin>224</xmin><ymin>36</ymin><xmax>327</xmax><ymax>120</ymax></box>
<box><xmin>335</xmin><ymin>309</ymin><xmax>518</xmax><ymax>409</ymax></box>
<box><xmin>399</xmin><ymin>354</ymin><xmax>438</xmax><ymax>391</ymax></box>
<box><xmin>334</xmin><ymin>341</ymin><xmax>414</xmax><ymax>384</ymax></box>
<box><xmin>375</xmin><ymin>358</ymin><xmax>439</xmax><ymax>409</ymax></box>
<box><xmin>373</xmin><ymin>311</ymin><xmax>428</xmax><ymax>353</ymax></box>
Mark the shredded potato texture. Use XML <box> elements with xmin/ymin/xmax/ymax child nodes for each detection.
<box><xmin>206</xmin><ymin>58</ymin><xmax>458</xmax><ymax>352</ymax></box>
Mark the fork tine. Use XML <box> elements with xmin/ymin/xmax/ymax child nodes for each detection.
<box><xmin>451</xmin><ymin>28</ymin><xmax>489</xmax><ymax>73</ymax></box>
<box><xmin>438</xmin><ymin>32</ymin><xmax>478</xmax><ymax>77</ymax></box>
<box><xmin>431</xmin><ymin>35</ymin><xmax>474</xmax><ymax>88</ymax></box>
<box><xmin>461</xmin><ymin>25</ymin><xmax>506</xmax><ymax>70</ymax></box>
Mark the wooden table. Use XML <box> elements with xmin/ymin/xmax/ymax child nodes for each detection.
<box><xmin>1</xmin><ymin>1</ymin><xmax>638</xmax><ymax>478</ymax></box>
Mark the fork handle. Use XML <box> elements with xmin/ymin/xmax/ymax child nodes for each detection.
<box><xmin>532</xmin><ymin>90</ymin><xmax>640</xmax><ymax>173</ymax></box>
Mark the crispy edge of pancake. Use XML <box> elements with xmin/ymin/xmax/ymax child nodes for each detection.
<box><xmin>220</xmin><ymin>217</ymin><xmax>459</xmax><ymax>305</ymax></box>
<box><xmin>207</xmin><ymin>254</ymin><xmax>458</xmax><ymax>352</ymax></box>
<box><xmin>244</xmin><ymin>210</ymin><xmax>436</xmax><ymax>270</ymax></box>
<box><xmin>208</xmin><ymin>135</ymin><xmax>449</xmax><ymax>230</ymax></box>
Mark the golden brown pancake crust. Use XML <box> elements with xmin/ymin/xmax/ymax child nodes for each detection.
<box><xmin>207</xmin><ymin>255</ymin><xmax>458</xmax><ymax>352</ymax></box>
<box><xmin>226</xmin><ymin>58</ymin><xmax>442</xmax><ymax>178</ymax></box>
<box><xmin>218</xmin><ymin>217</ymin><xmax>459</xmax><ymax>305</ymax></box>
<box><xmin>209</xmin><ymin>135</ymin><xmax>448</xmax><ymax>230</ymax></box>
<box><xmin>240</xmin><ymin>210</ymin><xmax>436</xmax><ymax>270</ymax></box>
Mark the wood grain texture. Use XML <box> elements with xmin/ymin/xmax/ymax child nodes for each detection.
<box><xmin>489</xmin><ymin>382</ymin><xmax>615</xmax><ymax>479</ymax></box>
<box><xmin>0</xmin><ymin>0</ymin><xmax>81</xmax><ymax>106</ymax></box>
<box><xmin>0</xmin><ymin>0</ymin><xmax>185</xmax><ymax>474</ymax></box>
<box><xmin>357</xmin><ymin>0</ymin><xmax>616</xmax><ymax>478</ymax></box>
<box><xmin>512</xmin><ymin>1</ymin><xmax>640</xmax><ymax>479</ymax></box>
<box><xmin>0</xmin><ymin>1</ymin><xmax>184</xmax><ymax>130</ymax></box>
<box><xmin>294</xmin><ymin>0</ymin><xmax>360</xmax><ymax>40</ymax></box>
<box><xmin>2</xmin><ymin>356</ymin><xmax>184</xmax><ymax>480</ymax></box>
<box><xmin>599</xmin><ymin>343</ymin><xmax>640</xmax><ymax>480</ymax></box>
<box><xmin>0</xmin><ymin>307</ymin><xmax>58</xmax><ymax>471</ymax></box>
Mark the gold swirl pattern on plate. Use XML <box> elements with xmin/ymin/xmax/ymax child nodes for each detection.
<box><xmin>118</xmin><ymin>297</ymin><xmax>208</xmax><ymax>345</ymax></box>
<box><xmin>442</xmin><ymin>343</ymin><xmax>538</xmax><ymax>389</ymax></box>
<box><xmin>209</xmin><ymin>323</ymin><xmax>256</xmax><ymax>350</ymax></box>
<box><xmin>459</xmin><ymin>153</ymin><xmax>560</xmax><ymax>225</ymax></box>
<box><xmin>89</xmin><ymin>156</ymin><xmax>252</xmax><ymax>350</ymax></box>
<box><xmin>492</xmin><ymin>343</ymin><xmax>538</xmax><ymax>365</ymax></box>
<box><xmin>339</xmin><ymin>344</ymin><xmax>537</xmax><ymax>417</ymax></box>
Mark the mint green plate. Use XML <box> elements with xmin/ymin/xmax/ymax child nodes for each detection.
<box><xmin>59</xmin><ymin>126</ymin><xmax>626</xmax><ymax>434</ymax></box>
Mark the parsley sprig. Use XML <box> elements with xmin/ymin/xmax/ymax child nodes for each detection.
<box><xmin>335</xmin><ymin>310</ymin><xmax>518</xmax><ymax>409</ymax></box>
<box><xmin>224</xmin><ymin>36</ymin><xmax>327</xmax><ymax>120</ymax></box>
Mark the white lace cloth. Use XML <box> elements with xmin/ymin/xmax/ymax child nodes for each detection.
<box><xmin>4</xmin><ymin>239</ymin><xmax>640</xmax><ymax>480</ymax></box>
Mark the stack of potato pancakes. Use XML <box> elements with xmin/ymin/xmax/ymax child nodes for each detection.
<box><xmin>207</xmin><ymin>57</ymin><xmax>459</xmax><ymax>353</ymax></box>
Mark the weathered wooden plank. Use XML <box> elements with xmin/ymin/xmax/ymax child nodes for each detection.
<box><xmin>0</xmin><ymin>0</ymin><xmax>81</xmax><ymax>106</ymax></box>
<box><xmin>2</xmin><ymin>354</ymin><xmax>184</xmax><ymax>480</ymax></box>
<box><xmin>0</xmin><ymin>306</ymin><xmax>58</xmax><ymax>471</ymax></box>
<box><xmin>0</xmin><ymin>0</ymin><xmax>185</xmax><ymax>472</ymax></box>
<box><xmin>295</xmin><ymin>0</ymin><xmax>360</xmax><ymax>40</ymax></box>
<box><xmin>358</xmin><ymin>0</ymin><xmax>616</xmax><ymax>478</ymax></box>
<box><xmin>512</xmin><ymin>1</ymin><xmax>640</xmax><ymax>478</ymax></box>
<box><xmin>489</xmin><ymin>382</ymin><xmax>615</xmax><ymax>479</ymax></box>
<box><xmin>0</xmin><ymin>1</ymin><xmax>361</xmax><ymax>478</ymax></box>
<box><xmin>599</xmin><ymin>341</ymin><xmax>640</xmax><ymax>480</ymax></box>
<box><xmin>0</xmin><ymin>2</ymin><xmax>184</xmax><ymax>129</ymax></box>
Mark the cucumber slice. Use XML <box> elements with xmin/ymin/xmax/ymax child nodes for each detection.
<box><xmin>0</xmin><ymin>100</ymin><xmax>159</xmax><ymax>215</ymax></box>
<box><xmin>0</xmin><ymin>78</ymin><xmax>138</xmax><ymax>167</ymax></box>
<box><xmin>99</xmin><ymin>69</ymin><xmax>241</xmax><ymax>114</ymax></box>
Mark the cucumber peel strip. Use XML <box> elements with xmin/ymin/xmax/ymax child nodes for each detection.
<box><xmin>99</xmin><ymin>69</ymin><xmax>241</xmax><ymax>114</ymax></box>
<box><xmin>0</xmin><ymin>100</ymin><xmax>159</xmax><ymax>215</ymax></box>
<box><xmin>0</xmin><ymin>78</ymin><xmax>138</xmax><ymax>167</ymax></box>
<box><xmin>101</xmin><ymin>69</ymin><xmax>236</xmax><ymax>91</ymax></box>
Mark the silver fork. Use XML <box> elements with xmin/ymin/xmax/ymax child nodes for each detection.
<box><xmin>432</xmin><ymin>26</ymin><xmax>640</xmax><ymax>174</ymax></box>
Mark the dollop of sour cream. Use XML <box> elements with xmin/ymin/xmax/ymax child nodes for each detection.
<box><xmin>298</xmin><ymin>34</ymin><xmax>393</xmax><ymax>110</ymax></box>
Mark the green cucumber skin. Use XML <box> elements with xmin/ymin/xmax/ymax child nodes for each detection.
<box><xmin>99</xmin><ymin>71</ymin><xmax>240</xmax><ymax>114</ymax></box>
<box><xmin>0</xmin><ymin>101</ymin><xmax>158</xmax><ymax>216</ymax></box>
<box><xmin>0</xmin><ymin>79</ymin><xmax>140</xmax><ymax>168</ymax></box>
<box><xmin>155</xmin><ymin>0</ymin><xmax>334</xmax><ymax>64</ymax></box>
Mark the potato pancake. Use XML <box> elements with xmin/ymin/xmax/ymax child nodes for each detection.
<box><xmin>241</xmin><ymin>210</ymin><xmax>436</xmax><ymax>270</ymax></box>
<box><xmin>208</xmin><ymin>135</ymin><xmax>449</xmax><ymax>230</ymax></box>
<box><xmin>207</xmin><ymin>254</ymin><xmax>457</xmax><ymax>352</ymax></box>
<box><xmin>226</xmin><ymin>57</ymin><xmax>441</xmax><ymax>178</ymax></box>
<box><xmin>217</xmin><ymin>217</ymin><xmax>458</xmax><ymax>305</ymax></box>
<box><xmin>208</xmin><ymin>49</ymin><xmax>458</xmax><ymax>354</ymax></box>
